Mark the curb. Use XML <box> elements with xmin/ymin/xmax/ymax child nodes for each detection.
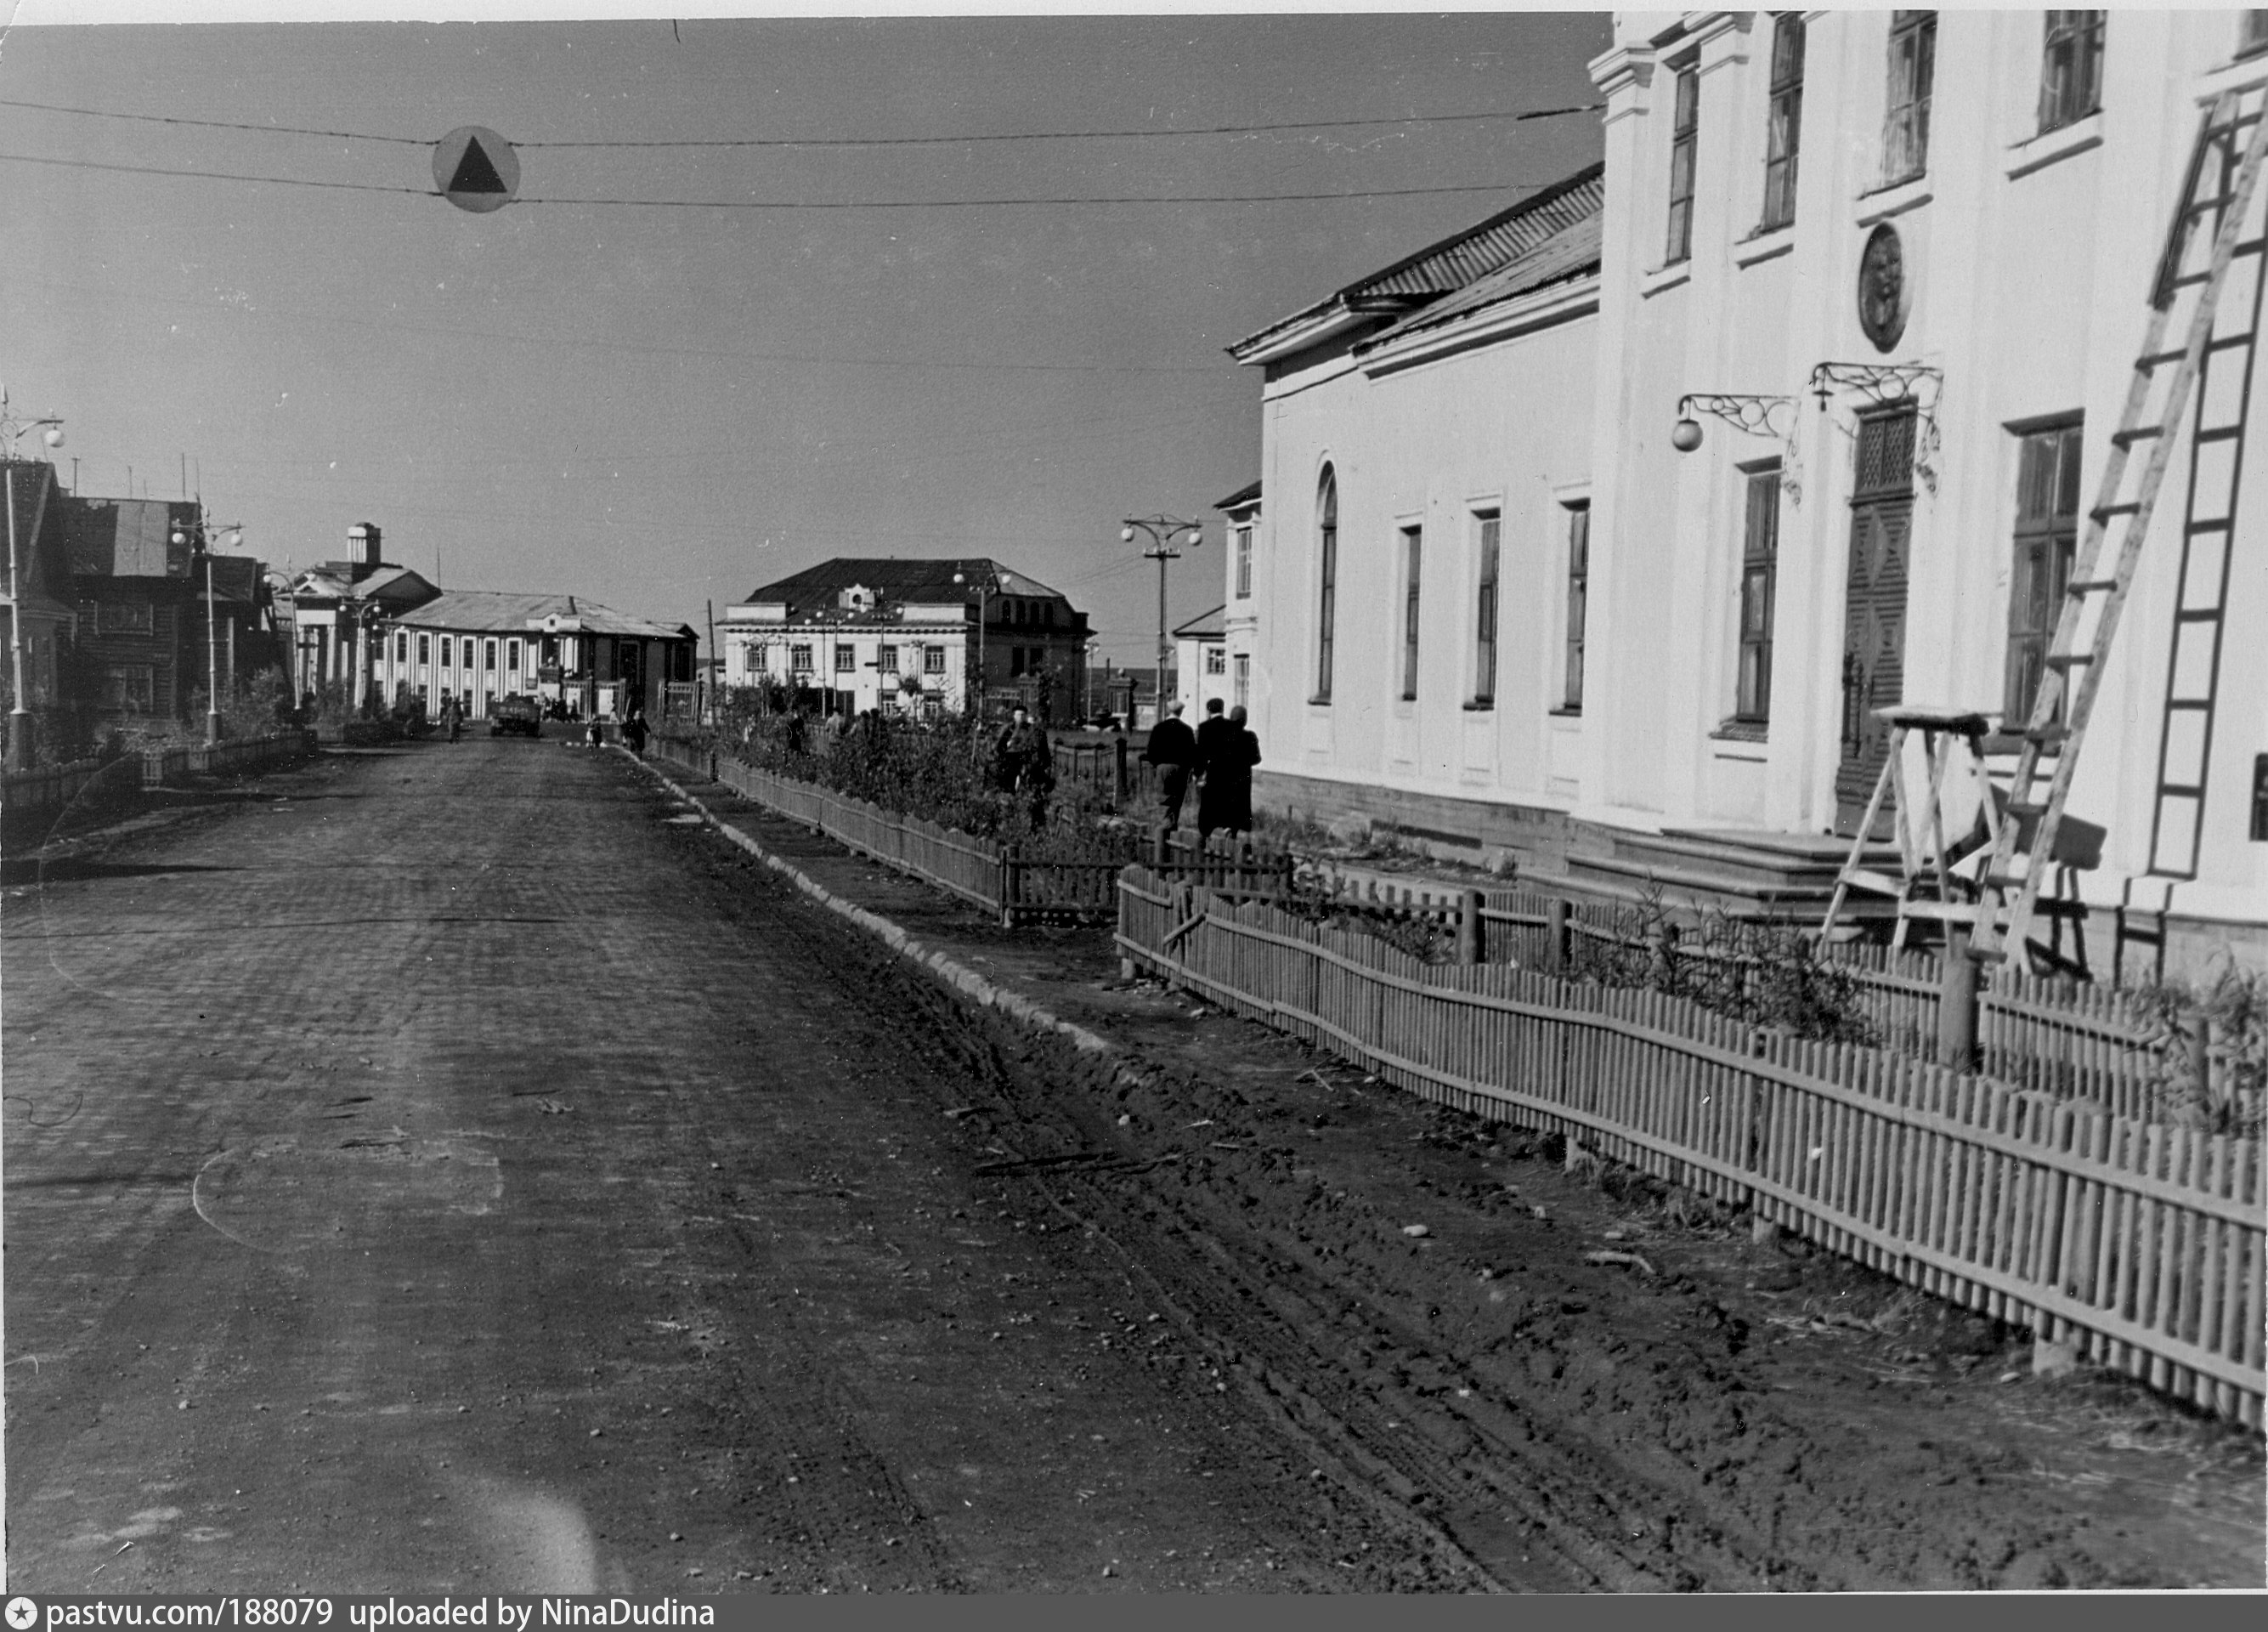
<box><xmin>621</xmin><ymin>748</ymin><xmax>1117</xmax><ymax>1057</ymax></box>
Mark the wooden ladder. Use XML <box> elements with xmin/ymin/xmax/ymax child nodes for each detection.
<box><xmin>1819</xmin><ymin>705</ymin><xmax>2001</xmax><ymax>949</ymax></box>
<box><xmin>1968</xmin><ymin>85</ymin><xmax>2268</xmax><ymax>969</ymax></box>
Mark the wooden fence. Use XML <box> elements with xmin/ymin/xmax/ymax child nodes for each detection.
<box><xmin>1117</xmin><ymin>868</ymin><xmax>2265</xmax><ymax>1427</ymax></box>
<box><xmin>3</xmin><ymin>729</ymin><xmax>319</xmax><ymax>828</ymax></box>
<box><xmin>653</xmin><ymin>735</ymin><xmax>1287</xmax><ymax>925</ymax></box>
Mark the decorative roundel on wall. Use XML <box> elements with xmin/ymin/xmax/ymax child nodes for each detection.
<box><xmin>1858</xmin><ymin>223</ymin><xmax>1909</xmax><ymax>353</ymax></box>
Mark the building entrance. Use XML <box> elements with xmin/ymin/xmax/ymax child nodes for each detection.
<box><xmin>1835</xmin><ymin>410</ymin><xmax>1917</xmax><ymax>836</ymax></box>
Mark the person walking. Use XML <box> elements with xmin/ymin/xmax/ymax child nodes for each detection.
<box><xmin>1192</xmin><ymin>696</ymin><xmax>1242</xmax><ymax>842</ymax></box>
<box><xmin>993</xmin><ymin>706</ymin><xmax>1054</xmax><ymax>825</ymax></box>
<box><xmin>1142</xmin><ymin>699</ymin><xmax>1198</xmax><ymax>830</ymax></box>
<box><xmin>623</xmin><ymin>701</ymin><xmax>648</xmax><ymax>759</ymax></box>
<box><xmin>441</xmin><ymin>693</ymin><xmax>463</xmax><ymax>745</ymax></box>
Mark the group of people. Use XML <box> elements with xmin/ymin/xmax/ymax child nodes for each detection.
<box><xmin>1141</xmin><ymin>697</ymin><xmax>1260</xmax><ymax>842</ymax></box>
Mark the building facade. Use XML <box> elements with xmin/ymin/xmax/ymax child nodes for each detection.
<box><xmin>286</xmin><ymin>524</ymin><xmax>442</xmax><ymax>709</ymax></box>
<box><xmin>721</xmin><ymin>558</ymin><xmax>1091</xmax><ymax>726</ymax></box>
<box><xmin>1174</xmin><ymin>604</ymin><xmax>1232</xmax><ymax>717</ymax></box>
<box><xmin>1231</xmin><ymin>11</ymin><xmax>2266</xmax><ymax>978</ymax></box>
<box><xmin>372</xmin><ymin>590</ymin><xmax>697</xmax><ymax>722</ymax></box>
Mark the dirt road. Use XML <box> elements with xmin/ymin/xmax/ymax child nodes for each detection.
<box><xmin>4</xmin><ymin>740</ymin><xmax>2259</xmax><ymax>1592</ymax></box>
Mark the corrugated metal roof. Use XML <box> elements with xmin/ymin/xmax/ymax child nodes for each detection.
<box><xmin>1360</xmin><ymin>211</ymin><xmax>1603</xmax><ymax>348</ymax></box>
<box><xmin>1230</xmin><ymin>162</ymin><xmax>1604</xmax><ymax>358</ymax></box>
<box><xmin>398</xmin><ymin>589</ymin><xmax>686</xmax><ymax>639</ymax></box>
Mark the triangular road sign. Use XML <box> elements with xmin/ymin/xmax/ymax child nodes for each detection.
<box><xmin>433</xmin><ymin>126</ymin><xmax>519</xmax><ymax>214</ymax></box>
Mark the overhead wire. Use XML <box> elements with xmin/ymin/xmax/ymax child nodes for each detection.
<box><xmin>0</xmin><ymin>95</ymin><xmax>1601</xmax><ymax>150</ymax></box>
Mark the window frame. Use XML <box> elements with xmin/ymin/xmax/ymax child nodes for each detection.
<box><xmin>1232</xmin><ymin>652</ymin><xmax>1250</xmax><ymax>711</ymax></box>
<box><xmin>789</xmin><ymin>642</ymin><xmax>814</xmax><ymax>673</ymax></box>
<box><xmin>833</xmin><ymin>644</ymin><xmax>857</xmax><ymax>675</ymax></box>
<box><xmin>1735</xmin><ymin>466</ymin><xmax>1782</xmax><ymax>725</ymax></box>
<box><xmin>1471</xmin><ymin>511</ymin><xmax>1502</xmax><ymax>709</ymax></box>
<box><xmin>1233</xmin><ymin>523</ymin><xmax>1253</xmax><ymax>598</ymax></box>
<box><xmin>1881</xmin><ymin>11</ymin><xmax>1937</xmax><ymax>184</ymax></box>
<box><xmin>878</xmin><ymin>643</ymin><xmax>899</xmax><ymax>673</ymax></box>
<box><xmin>2038</xmin><ymin>11</ymin><xmax>2106</xmax><ymax>136</ymax></box>
<box><xmin>1759</xmin><ymin>14</ymin><xmax>1806</xmax><ymax>231</ymax></box>
<box><xmin>1399</xmin><ymin>524</ymin><xmax>1423</xmax><ymax>703</ymax></box>
<box><xmin>1665</xmin><ymin>59</ymin><xmax>1700</xmax><ymax>264</ymax></box>
<box><xmin>1561</xmin><ymin>503</ymin><xmax>1591</xmax><ymax>713</ymax></box>
<box><xmin>2243</xmin><ymin>12</ymin><xmax>2268</xmax><ymax>60</ymax></box>
<box><xmin>2005</xmin><ymin>418</ymin><xmax>2084</xmax><ymax>726</ymax></box>
<box><xmin>484</xmin><ymin>638</ymin><xmax>499</xmax><ymax>672</ymax></box>
<box><xmin>1313</xmin><ymin>468</ymin><xmax>1338</xmax><ymax>703</ymax></box>
<box><xmin>923</xmin><ymin>644</ymin><xmax>946</xmax><ymax>676</ymax></box>
<box><xmin>1204</xmin><ymin>645</ymin><xmax>1227</xmax><ymax>677</ymax></box>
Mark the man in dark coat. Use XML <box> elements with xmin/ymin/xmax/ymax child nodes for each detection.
<box><xmin>1193</xmin><ymin>697</ymin><xmax>1248</xmax><ymax>841</ymax></box>
<box><xmin>1142</xmin><ymin>700</ymin><xmax>1198</xmax><ymax>829</ymax></box>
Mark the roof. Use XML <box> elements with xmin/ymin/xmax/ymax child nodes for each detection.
<box><xmin>1213</xmin><ymin>479</ymin><xmax>1262</xmax><ymax>513</ymax></box>
<box><xmin>201</xmin><ymin>552</ymin><xmax>264</xmax><ymax>605</ymax></box>
<box><xmin>1360</xmin><ymin>208</ymin><xmax>1603</xmax><ymax>348</ymax></box>
<box><xmin>1174</xmin><ymin>604</ymin><xmax>1227</xmax><ymax>641</ymax></box>
<box><xmin>1228</xmin><ymin>162</ymin><xmax>1604</xmax><ymax>364</ymax></box>
<box><xmin>393</xmin><ymin>589</ymin><xmax>689</xmax><ymax>640</ymax></box>
<box><xmin>741</xmin><ymin>556</ymin><xmax>1071</xmax><ymax>612</ymax></box>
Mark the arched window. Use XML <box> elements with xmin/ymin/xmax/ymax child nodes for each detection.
<box><xmin>1315</xmin><ymin>466</ymin><xmax>1339</xmax><ymax>702</ymax></box>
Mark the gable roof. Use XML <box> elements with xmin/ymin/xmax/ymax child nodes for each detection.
<box><xmin>1360</xmin><ymin>207</ymin><xmax>1603</xmax><ymax>349</ymax></box>
<box><xmin>741</xmin><ymin>556</ymin><xmax>1070</xmax><ymax>612</ymax></box>
<box><xmin>394</xmin><ymin>589</ymin><xmax>688</xmax><ymax>640</ymax></box>
<box><xmin>1228</xmin><ymin>162</ymin><xmax>1604</xmax><ymax>365</ymax></box>
<box><xmin>1174</xmin><ymin>604</ymin><xmax>1228</xmax><ymax>641</ymax></box>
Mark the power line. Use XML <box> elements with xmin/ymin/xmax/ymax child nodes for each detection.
<box><xmin>0</xmin><ymin>150</ymin><xmax>1555</xmax><ymax>208</ymax></box>
<box><xmin>0</xmin><ymin>95</ymin><xmax>1600</xmax><ymax>150</ymax></box>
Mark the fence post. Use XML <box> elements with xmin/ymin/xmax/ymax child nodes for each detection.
<box><xmin>1547</xmin><ymin>898</ymin><xmax>1570</xmax><ymax>974</ymax></box>
<box><xmin>1456</xmin><ymin>888</ymin><xmax>1483</xmax><ymax>966</ymax></box>
<box><xmin>1000</xmin><ymin>844</ymin><xmax>1019</xmax><ymax>930</ymax></box>
<box><xmin>1114</xmin><ymin>735</ymin><xmax>1130</xmax><ymax>805</ymax></box>
<box><xmin>1937</xmin><ymin>929</ymin><xmax>1982</xmax><ymax>1071</ymax></box>
<box><xmin>1152</xmin><ymin>820</ymin><xmax>1170</xmax><ymax>868</ymax></box>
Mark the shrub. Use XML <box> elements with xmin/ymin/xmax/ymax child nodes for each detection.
<box><xmin>2128</xmin><ymin>958</ymin><xmax>2267</xmax><ymax>1136</ymax></box>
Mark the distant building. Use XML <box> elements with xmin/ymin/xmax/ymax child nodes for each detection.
<box><xmin>1174</xmin><ymin>604</ymin><xmax>1230</xmax><ymax>717</ymax></box>
<box><xmin>0</xmin><ymin>461</ymin><xmax>84</xmax><ymax>716</ymax></box>
<box><xmin>1218</xmin><ymin>480</ymin><xmax>1261</xmax><ymax>717</ymax></box>
<box><xmin>721</xmin><ymin>558</ymin><xmax>1090</xmax><ymax>726</ymax></box>
<box><xmin>374</xmin><ymin>590</ymin><xmax>697</xmax><ymax>722</ymax></box>
<box><xmin>285</xmin><ymin>524</ymin><xmax>441</xmax><ymax>709</ymax></box>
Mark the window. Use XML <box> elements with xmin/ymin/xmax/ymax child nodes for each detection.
<box><xmin>2245</xmin><ymin>13</ymin><xmax>2268</xmax><ymax>59</ymax></box>
<box><xmin>1882</xmin><ymin>12</ymin><xmax>1937</xmax><ymax>182</ymax></box>
<box><xmin>790</xmin><ymin>643</ymin><xmax>813</xmax><ymax>673</ymax></box>
<box><xmin>1473</xmin><ymin>512</ymin><xmax>1501</xmax><ymax>707</ymax></box>
<box><xmin>484</xmin><ymin>639</ymin><xmax>498</xmax><ymax>671</ymax></box>
<box><xmin>418</xmin><ymin>633</ymin><xmax>431</xmax><ymax>665</ymax></box>
<box><xmin>878</xmin><ymin>643</ymin><xmax>898</xmax><ymax>673</ymax></box>
<box><xmin>2005</xmin><ymin>421</ymin><xmax>2084</xmax><ymax>724</ymax></box>
<box><xmin>100</xmin><ymin>665</ymin><xmax>154</xmax><ymax>710</ymax></box>
<box><xmin>2039</xmin><ymin>12</ymin><xmax>2105</xmax><ymax>134</ymax></box>
<box><xmin>1737</xmin><ymin>469</ymin><xmax>1781</xmax><ymax>723</ymax></box>
<box><xmin>438</xmin><ymin>636</ymin><xmax>453</xmax><ymax>668</ymax></box>
<box><xmin>1234</xmin><ymin>524</ymin><xmax>1253</xmax><ymax>598</ymax></box>
<box><xmin>506</xmin><ymin>638</ymin><xmax>520</xmax><ymax>671</ymax></box>
<box><xmin>834</xmin><ymin>645</ymin><xmax>856</xmax><ymax>674</ymax></box>
<box><xmin>1314</xmin><ymin>468</ymin><xmax>1338</xmax><ymax>701</ymax></box>
<box><xmin>1563</xmin><ymin>504</ymin><xmax>1591</xmax><ymax>711</ymax></box>
<box><xmin>395</xmin><ymin>632</ymin><xmax>408</xmax><ymax>663</ymax></box>
<box><xmin>99</xmin><ymin>601</ymin><xmax>153</xmax><ymax>636</ymax></box>
<box><xmin>1400</xmin><ymin>526</ymin><xmax>1423</xmax><ymax>701</ymax></box>
<box><xmin>1761</xmin><ymin>15</ymin><xmax>1806</xmax><ymax>230</ymax></box>
<box><xmin>1205</xmin><ymin>646</ymin><xmax>1226</xmax><ymax>676</ymax></box>
<box><xmin>924</xmin><ymin>645</ymin><xmax>946</xmax><ymax>676</ymax></box>
<box><xmin>1232</xmin><ymin>653</ymin><xmax>1250</xmax><ymax>710</ymax></box>
<box><xmin>1666</xmin><ymin>60</ymin><xmax>1700</xmax><ymax>263</ymax></box>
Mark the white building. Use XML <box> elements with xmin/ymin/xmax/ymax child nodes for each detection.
<box><xmin>373</xmin><ymin>590</ymin><xmax>696</xmax><ymax>722</ymax></box>
<box><xmin>1230</xmin><ymin>11</ymin><xmax>2266</xmax><ymax>980</ymax></box>
<box><xmin>719</xmin><ymin>558</ymin><xmax>1091</xmax><ymax>726</ymax></box>
<box><xmin>1174</xmin><ymin>604</ymin><xmax>1231</xmax><ymax>717</ymax></box>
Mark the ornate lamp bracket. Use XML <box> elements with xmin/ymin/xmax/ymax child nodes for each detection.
<box><xmin>1674</xmin><ymin>392</ymin><xmax>1798</xmax><ymax>442</ymax></box>
<box><xmin>1807</xmin><ymin>361</ymin><xmax>1945</xmax><ymax>494</ymax></box>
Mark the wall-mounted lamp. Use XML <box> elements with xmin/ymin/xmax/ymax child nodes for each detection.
<box><xmin>1670</xmin><ymin>392</ymin><xmax>1798</xmax><ymax>453</ymax></box>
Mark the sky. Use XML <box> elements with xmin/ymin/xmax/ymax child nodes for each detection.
<box><xmin>0</xmin><ymin>5</ymin><xmax>1610</xmax><ymax>666</ymax></box>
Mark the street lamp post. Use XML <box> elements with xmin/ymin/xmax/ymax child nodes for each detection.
<box><xmin>1120</xmin><ymin>516</ymin><xmax>1204</xmax><ymax>728</ymax></box>
<box><xmin>952</xmin><ymin>566</ymin><xmax>1002</xmax><ymax>721</ymax></box>
<box><xmin>1</xmin><ymin>388</ymin><xmax>65</xmax><ymax>772</ymax></box>
<box><xmin>172</xmin><ymin>517</ymin><xmax>245</xmax><ymax>745</ymax></box>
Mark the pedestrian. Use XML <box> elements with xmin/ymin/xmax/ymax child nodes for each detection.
<box><xmin>441</xmin><ymin>692</ymin><xmax>463</xmax><ymax>744</ymax></box>
<box><xmin>1194</xmin><ymin>696</ymin><xmax>1252</xmax><ymax>842</ymax></box>
<box><xmin>1142</xmin><ymin>699</ymin><xmax>1198</xmax><ymax>830</ymax></box>
<box><xmin>993</xmin><ymin>705</ymin><xmax>1054</xmax><ymax>824</ymax></box>
<box><xmin>587</xmin><ymin>708</ymin><xmax>604</xmax><ymax>751</ymax></box>
<box><xmin>624</xmin><ymin>702</ymin><xmax>648</xmax><ymax>758</ymax></box>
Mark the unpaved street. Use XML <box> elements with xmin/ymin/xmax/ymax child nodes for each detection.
<box><xmin>4</xmin><ymin>740</ymin><xmax>2260</xmax><ymax>1593</ymax></box>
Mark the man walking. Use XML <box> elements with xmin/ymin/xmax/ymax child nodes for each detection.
<box><xmin>1193</xmin><ymin>697</ymin><xmax>1243</xmax><ymax>842</ymax></box>
<box><xmin>1142</xmin><ymin>700</ymin><xmax>1197</xmax><ymax>830</ymax></box>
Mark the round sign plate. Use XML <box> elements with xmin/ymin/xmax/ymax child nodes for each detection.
<box><xmin>433</xmin><ymin>126</ymin><xmax>519</xmax><ymax>213</ymax></box>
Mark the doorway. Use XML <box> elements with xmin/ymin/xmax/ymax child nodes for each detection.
<box><xmin>1835</xmin><ymin>410</ymin><xmax>1917</xmax><ymax>835</ymax></box>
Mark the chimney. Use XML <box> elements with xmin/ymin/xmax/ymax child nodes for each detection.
<box><xmin>347</xmin><ymin>522</ymin><xmax>382</xmax><ymax>578</ymax></box>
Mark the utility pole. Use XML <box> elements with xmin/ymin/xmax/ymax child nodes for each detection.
<box><xmin>704</xmin><ymin>598</ymin><xmax>717</xmax><ymax>724</ymax></box>
<box><xmin>1120</xmin><ymin>516</ymin><xmax>1204</xmax><ymax>727</ymax></box>
<box><xmin>1</xmin><ymin>389</ymin><xmax>65</xmax><ymax>772</ymax></box>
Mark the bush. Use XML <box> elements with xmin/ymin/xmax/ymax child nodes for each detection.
<box><xmin>2129</xmin><ymin>958</ymin><xmax>2267</xmax><ymax>1136</ymax></box>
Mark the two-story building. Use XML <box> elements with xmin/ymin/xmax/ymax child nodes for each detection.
<box><xmin>372</xmin><ymin>590</ymin><xmax>697</xmax><ymax>722</ymax></box>
<box><xmin>1230</xmin><ymin>11</ymin><xmax>2266</xmax><ymax>980</ymax></box>
<box><xmin>721</xmin><ymin>558</ymin><xmax>1091</xmax><ymax>726</ymax></box>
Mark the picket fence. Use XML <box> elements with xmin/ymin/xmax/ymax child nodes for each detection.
<box><xmin>1117</xmin><ymin>868</ymin><xmax>2265</xmax><ymax>1427</ymax></box>
<box><xmin>652</xmin><ymin>736</ymin><xmax>1283</xmax><ymax>924</ymax></box>
<box><xmin>2</xmin><ymin>729</ymin><xmax>319</xmax><ymax>827</ymax></box>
